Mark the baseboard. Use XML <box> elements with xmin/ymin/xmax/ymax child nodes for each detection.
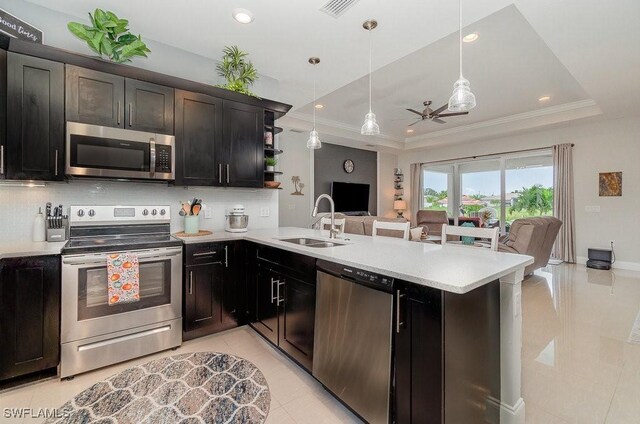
<box><xmin>577</xmin><ymin>256</ymin><xmax>640</xmax><ymax>271</ymax></box>
<box><xmin>486</xmin><ymin>396</ymin><xmax>525</xmax><ymax>424</ymax></box>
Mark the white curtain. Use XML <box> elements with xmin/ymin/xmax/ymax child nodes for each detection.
<box><xmin>552</xmin><ymin>144</ymin><xmax>576</xmax><ymax>262</ymax></box>
<box><xmin>410</xmin><ymin>163</ymin><xmax>421</xmax><ymax>226</ymax></box>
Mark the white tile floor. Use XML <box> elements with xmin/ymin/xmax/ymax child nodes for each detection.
<box><xmin>1</xmin><ymin>263</ymin><xmax>639</xmax><ymax>423</ymax></box>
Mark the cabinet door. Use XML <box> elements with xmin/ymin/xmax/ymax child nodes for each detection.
<box><xmin>0</xmin><ymin>256</ymin><xmax>60</xmax><ymax>381</ymax></box>
<box><xmin>65</xmin><ymin>65</ymin><xmax>125</xmax><ymax>128</ymax></box>
<box><xmin>174</xmin><ymin>90</ymin><xmax>223</xmax><ymax>186</ymax></box>
<box><xmin>395</xmin><ymin>286</ymin><xmax>443</xmax><ymax>424</ymax></box>
<box><xmin>6</xmin><ymin>53</ymin><xmax>64</xmax><ymax>181</ymax></box>
<box><xmin>252</xmin><ymin>266</ymin><xmax>279</xmax><ymax>345</ymax></box>
<box><xmin>125</xmin><ymin>78</ymin><xmax>174</xmax><ymax>134</ymax></box>
<box><xmin>184</xmin><ymin>263</ymin><xmax>224</xmax><ymax>333</ymax></box>
<box><xmin>222</xmin><ymin>101</ymin><xmax>264</xmax><ymax>188</ymax></box>
<box><xmin>278</xmin><ymin>275</ymin><xmax>315</xmax><ymax>371</ymax></box>
<box><xmin>221</xmin><ymin>244</ymin><xmax>238</xmax><ymax>328</ymax></box>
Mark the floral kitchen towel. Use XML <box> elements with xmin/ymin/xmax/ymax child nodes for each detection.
<box><xmin>107</xmin><ymin>253</ymin><xmax>140</xmax><ymax>305</ymax></box>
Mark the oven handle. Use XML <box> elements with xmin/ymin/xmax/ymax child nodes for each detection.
<box><xmin>62</xmin><ymin>248</ymin><xmax>182</xmax><ymax>265</ymax></box>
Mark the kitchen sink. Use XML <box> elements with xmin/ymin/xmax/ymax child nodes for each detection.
<box><xmin>280</xmin><ymin>238</ymin><xmax>345</xmax><ymax>248</ymax></box>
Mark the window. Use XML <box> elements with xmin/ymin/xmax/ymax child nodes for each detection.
<box><xmin>421</xmin><ymin>150</ymin><xmax>553</xmax><ymax>233</ymax></box>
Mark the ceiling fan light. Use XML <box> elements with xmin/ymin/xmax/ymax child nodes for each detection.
<box><xmin>448</xmin><ymin>76</ymin><xmax>476</xmax><ymax>112</ymax></box>
<box><xmin>361</xmin><ymin>112</ymin><xmax>380</xmax><ymax>136</ymax></box>
<box><xmin>307</xmin><ymin>129</ymin><xmax>322</xmax><ymax>149</ymax></box>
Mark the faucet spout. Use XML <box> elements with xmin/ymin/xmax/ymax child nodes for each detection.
<box><xmin>312</xmin><ymin>194</ymin><xmax>338</xmax><ymax>239</ymax></box>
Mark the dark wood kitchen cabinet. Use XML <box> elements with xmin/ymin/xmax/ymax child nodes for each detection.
<box><xmin>183</xmin><ymin>242</ymin><xmax>239</xmax><ymax>340</ymax></box>
<box><xmin>66</xmin><ymin>65</ymin><xmax>174</xmax><ymax>134</ymax></box>
<box><xmin>174</xmin><ymin>90</ymin><xmax>223</xmax><ymax>186</ymax></box>
<box><xmin>6</xmin><ymin>53</ymin><xmax>64</xmax><ymax>181</ymax></box>
<box><xmin>0</xmin><ymin>255</ymin><xmax>61</xmax><ymax>381</ymax></box>
<box><xmin>250</xmin><ymin>244</ymin><xmax>316</xmax><ymax>371</ymax></box>
<box><xmin>223</xmin><ymin>100</ymin><xmax>264</xmax><ymax>188</ymax></box>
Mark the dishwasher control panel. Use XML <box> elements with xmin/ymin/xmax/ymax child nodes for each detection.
<box><xmin>318</xmin><ymin>260</ymin><xmax>395</xmax><ymax>292</ymax></box>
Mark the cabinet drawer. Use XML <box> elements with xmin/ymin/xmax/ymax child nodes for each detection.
<box><xmin>256</xmin><ymin>245</ymin><xmax>316</xmax><ymax>281</ymax></box>
<box><xmin>185</xmin><ymin>243</ymin><xmax>226</xmax><ymax>266</ymax></box>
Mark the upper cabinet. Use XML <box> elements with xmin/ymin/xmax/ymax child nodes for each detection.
<box><xmin>125</xmin><ymin>79</ymin><xmax>174</xmax><ymax>134</ymax></box>
<box><xmin>66</xmin><ymin>65</ymin><xmax>174</xmax><ymax>134</ymax></box>
<box><xmin>174</xmin><ymin>90</ymin><xmax>223</xmax><ymax>186</ymax></box>
<box><xmin>6</xmin><ymin>53</ymin><xmax>64</xmax><ymax>181</ymax></box>
<box><xmin>223</xmin><ymin>100</ymin><xmax>264</xmax><ymax>188</ymax></box>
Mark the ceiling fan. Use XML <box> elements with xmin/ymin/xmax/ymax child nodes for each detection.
<box><xmin>406</xmin><ymin>101</ymin><xmax>469</xmax><ymax>126</ymax></box>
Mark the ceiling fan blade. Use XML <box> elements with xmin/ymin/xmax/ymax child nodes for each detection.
<box><xmin>437</xmin><ymin>112</ymin><xmax>469</xmax><ymax>117</ymax></box>
<box><xmin>432</xmin><ymin>118</ymin><xmax>446</xmax><ymax>124</ymax></box>
<box><xmin>408</xmin><ymin>120</ymin><xmax>422</xmax><ymax>126</ymax></box>
<box><xmin>431</xmin><ymin>104</ymin><xmax>449</xmax><ymax>116</ymax></box>
<box><xmin>406</xmin><ymin>108</ymin><xmax>425</xmax><ymax>117</ymax></box>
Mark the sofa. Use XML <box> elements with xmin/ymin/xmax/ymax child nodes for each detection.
<box><xmin>315</xmin><ymin>213</ymin><xmax>408</xmax><ymax>238</ymax></box>
<box><xmin>498</xmin><ymin>217</ymin><xmax>562</xmax><ymax>275</ymax></box>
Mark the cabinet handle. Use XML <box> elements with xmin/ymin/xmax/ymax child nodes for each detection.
<box><xmin>189</xmin><ymin>271</ymin><xmax>194</xmax><ymax>295</ymax></box>
<box><xmin>226</xmin><ymin>164</ymin><xmax>230</xmax><ymax>184</ymax></box>
<box><xmin>54</xmin><ymin>150</ymin><xmax>59</xmax><ymax>176</ymax></box>
<box><xmin>218</xmin><ymin>164</ymin><xmax>222</xmax><ymax>184</ymax></box>
<box><xmin>271</xmin><ymin>278</ymin><xmax>279</xmax><ymax>304</ymax></box>
<box><xmin>1</xmin><ymin>144</ymin><xmax>5</xmax><ymax>175</ymax></box>
<box><xmin>277</xmin><ymin>280</ymin><xmax>285</xmax><ymax>306</ymax></box>
<box><xmin>128</xmin><ymin>103</ymin><xmax>133</xmax><ymax>127</ymax></box>
<box><xmin>117</xmin><ymin>101</ymin><xmax>121</xmax><ymax>125</ymax></box>
<box><xmin>224</xmin><ymin>245</ymin><xmax>228</xmax><ymax>268</ymax></box>
<box><xmin>396</xmin><ymin>290</ymin><xmax>405</xmax><ymax>333</ymax></box>
<box><xmin>193</xmin><ymin>251</ymin><xmax>217</xmax><ymax>257</ymax></box>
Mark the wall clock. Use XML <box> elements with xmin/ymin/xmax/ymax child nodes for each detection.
<box><xmin>343</xmin><ymin>159</ymin><xmax>355</xmax><ymax>174</ymax></box>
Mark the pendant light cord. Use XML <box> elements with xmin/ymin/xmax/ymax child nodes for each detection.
<box><xmin>458</xmin><ymin>0</ymin><xmax>463</xmax><ymax>78</ymax></box>
<box><xmin>368</xmin><ymin>28</ymin><xmax>373</xmax><ymax>113</ymax></box>
<box><xmin>312</xmin><ymin>65</ymin><xmax>316</xmax><ymax>130</ymax></box>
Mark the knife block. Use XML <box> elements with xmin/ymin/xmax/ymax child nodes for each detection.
<box><xmin>46</xmin><ymin>218</ymin><xmax>69</xmax><ymax>242</ymax></box>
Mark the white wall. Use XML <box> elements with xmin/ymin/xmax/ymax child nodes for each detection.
<box><xmin>277</xmin><ymin>131</ymin><xmax>314</xmax><ymax>228</ymax></box>
<box><xmin>378</xmin><ymin>152</ymin><xmax>400</xmax><ymax>218</ymax></box>
<box><xmin>0</xmin><ymin>181</ymin><xmax>278</xmax><ymax>243</ymax></box>
<box><xmin>398</xmin><ymin>116</ymin><xmax>640</xmax><ymax>269</ymax></box>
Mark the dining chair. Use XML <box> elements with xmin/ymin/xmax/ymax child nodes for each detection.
<box><xmin>320</xmin><ymin>217</ymin><xmax>346</xmax><ymax>234</ymax></box>
<box><xmin>372</xmin><ymin>220</ymin><xmax>410</xmax><ymax>240</ymax></box>
<box><xmin>441</xmin><ymin>224</ymin><xmax>500</xmax><ymax>251</ymax></box>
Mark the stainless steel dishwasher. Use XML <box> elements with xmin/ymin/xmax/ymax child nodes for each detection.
<box><xmin>313</xmin><ymin>260</ymin><xmax>395</xmax><ymax>424</ymax></box>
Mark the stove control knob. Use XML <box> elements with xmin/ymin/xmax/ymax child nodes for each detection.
<box><xmin>77</xmin><ymin>209</ymin><xmax>85</xmax><ymax>217</ymax></box>
<box><xmin>88</xmin><ymin>209</ymin><xmax>95</xmax><ymax>217</ymax></box>
<box><xmin>142</xmin><ymin>209</ymin><xmax>149</xmax><ymax>216</ymax></box>
<box><xmin>160</xmin><ymin>209</ymin><xmax>166</xmax><ymax>216</ymax></box>
<box><xmin>151</xmin><ymin>209</ymin><xmax>158</xmax><ymax>216</ymax></box>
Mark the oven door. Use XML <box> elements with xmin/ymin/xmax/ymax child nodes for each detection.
<box><xmin>66</xmin><ymin>121</ymin><xmax>157</xmax><ymax>180</ymax></box>
<box><xmin>61</xmin><ymin>246</ymin><xmax>182</xmax><ymax>343</ymax></box>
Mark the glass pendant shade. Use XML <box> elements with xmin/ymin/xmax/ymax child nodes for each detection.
<box><xmin>361</xmin><ymin>111</ymin><xmax>380</xmax><ymax>136</ymax></box>
<box><xmin>448</xmin><ymin>76</ymin><xmax>476</xmax><ymax>112</ymax></box>
<box><xmin>307</xmin><ymin>129</ymin><xmax>321</xmax><ymax>149</ymax></box>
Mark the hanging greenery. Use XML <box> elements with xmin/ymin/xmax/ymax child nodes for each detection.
<box><xmin>67</xmin><ymin>9</ymin><xmax>150</xmax><ymax>63</ymax></box>
<box><xmin>216</xmin><ymin>45</ymin><xmax>259</xmax><ymax>97</ymax></box>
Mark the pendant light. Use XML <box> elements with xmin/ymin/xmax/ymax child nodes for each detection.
<box><xmin>448</xmin><ymin>0</ymin><xmax>476</xmax><ymax>112</ymax></box>
<box><xmin>361</xmin><ymin>19</ymin><xmax>380</xmax><ymax>136</ymax></box>
<box><xmin>307</xmin><ymin>57</ymin><xmax>322</xmax><ymax>149</ymax></box>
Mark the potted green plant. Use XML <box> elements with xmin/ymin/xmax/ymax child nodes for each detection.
<box><xmin>68</xmin><ymin>9</ymin><xmax>150</xmax><ymax>63</ymax></box>
<box><xmin>265</xmin><ymin>157</ymin><xmax>277</xmax><ymax>172</ymax></box>
<box><xmin>216</xmin><ymin>46</ymin><xmax>259</xmax><ymax>97</ymax></box>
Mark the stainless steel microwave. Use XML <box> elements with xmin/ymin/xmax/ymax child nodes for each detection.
<box><xmin>65</xmin><ymin>122</ymin><xmax>175</xmax><ymax>181</ymax></box>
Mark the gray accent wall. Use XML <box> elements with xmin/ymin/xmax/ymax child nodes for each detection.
<box><xmin>314</xmin><ymin>143</ymin><xmax>377</xmax><ymax>214</ymax></box>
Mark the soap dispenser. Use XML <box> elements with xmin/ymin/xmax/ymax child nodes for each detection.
<box><xmin>33</xmin><ymin>207</ymin><xmax>46</xmax><ymax>242</ymax></box>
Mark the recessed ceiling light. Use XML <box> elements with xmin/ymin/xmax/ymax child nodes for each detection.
<box><xmin>232</xmin><ymin>8</ymin><xmax>254</xmax><ymax>24</ymax></box>
<box><xmin>463</xmin><ymin>32</ymin><xmax>479</xmax><ymax>43</ymax></box>
<box><xmin>406</xmin><ymin>129</ymin><xmax>414</xmax><ymax>133</ymax></box>
<box><xmin>538</xmin><ymin>96</ymin><xmax>551</xmax><ymax>102</ymax></box>
<box><xmin>315</xmin><ymin>104</ymin><xmax>324</xmax><ymax>109</ymax></box>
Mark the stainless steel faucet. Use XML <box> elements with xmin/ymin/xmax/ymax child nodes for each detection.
<box><xmin>312</xmin><ymin>194</ymin><xmax>339</xmax><ymax>239</ymax></box>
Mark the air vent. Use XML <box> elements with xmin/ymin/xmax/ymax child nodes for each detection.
<box><xmin>320</xmin><ymin>0</ymin><xmax>360</xmax><ymax>18</ymax></box>
<box><xmin>289</xmin><ymin>128</ymin><xmax>306</xmax><ymax>133</ymax></box>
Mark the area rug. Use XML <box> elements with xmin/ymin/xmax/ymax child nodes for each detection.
<box><xmin>45</xmin><ymin>352</ymin><xmax>270</xmax><ymax>424</ymax></box>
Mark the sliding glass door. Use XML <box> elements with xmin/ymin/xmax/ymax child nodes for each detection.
<box><xmin>420</xmin><ymin>150</ymin><xmax>553</xmax><ymax>234</ymax></box>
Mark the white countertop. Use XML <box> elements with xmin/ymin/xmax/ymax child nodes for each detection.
<box><xmin>0</xmin><ymin>241</ymin><xmax>67</xmax><ymax>259</ymax></box>
<box><xmin>178</xmin><ymin>227</ymin><xmax>534</xmax><ymax>294</ymax></box>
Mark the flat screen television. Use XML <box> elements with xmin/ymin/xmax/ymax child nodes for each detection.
<box><xmin>331</xmin><ymin>182</ymin><xmax>370</xmax><ymax>213</ymax></box>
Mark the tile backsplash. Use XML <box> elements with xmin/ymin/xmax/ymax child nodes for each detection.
<box><xmin>0</xmin><ymin>180</ymin><xmax>279</xmax><ymax>243</ymax></box>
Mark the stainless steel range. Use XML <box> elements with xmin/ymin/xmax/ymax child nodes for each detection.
<box><xmin>60</xmin><ymin>205</ymin><xmax>182</xmax><ymax>379</ymax></box>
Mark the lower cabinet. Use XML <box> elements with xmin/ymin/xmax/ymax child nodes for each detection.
<box><xmin>249</xmin><ymin>244</ymin><xmax>316</xmax><ymax>371</ymax></box>
<box><xmin>0</xmin><ymin>255</ymin><xmax>61</xmax><ymax>381</ymax></box>
<box><xmin>183</xmin><ymin>242</ymin><xmax>239</xmax><ymax>340</ymax></box>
